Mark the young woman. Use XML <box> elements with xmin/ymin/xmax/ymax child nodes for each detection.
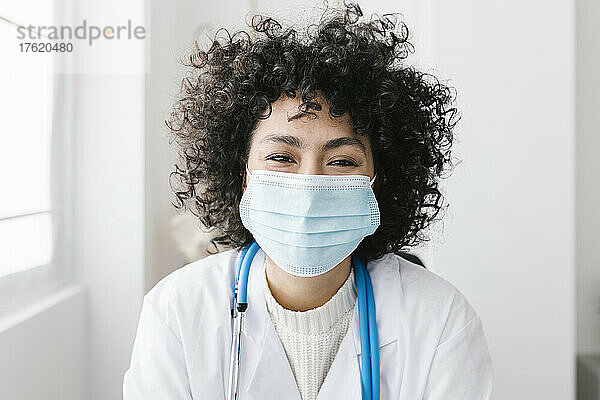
<box><xmin>124</xmin><ymin>3</ymin><xmax>493</xmax><ymax>399</ymax></box>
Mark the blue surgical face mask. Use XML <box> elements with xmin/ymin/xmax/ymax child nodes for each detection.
<box><xmin>239</xmin><ymin>166</ymin><xmax>380</xmax><ymax>277</ymax></box>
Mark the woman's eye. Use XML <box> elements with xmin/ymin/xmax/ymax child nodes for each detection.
<box><xmin>266</xmin><ymin>154</ymin><xmax>295</xmax><ymax>163</ymax></box>
<box><xmin>329</xmin><ymin>159</ymin><xmax>358</xmax><ymax>167</ymax></box>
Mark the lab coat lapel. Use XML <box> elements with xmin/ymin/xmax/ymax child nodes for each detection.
<box><xmin>241</xmin><ymin>249</ymin><xmax>302</xmax><ymax>400</ymax></box>
<box><xmin>317</xmin><ymin>254</ymin><xmax>401</xmax><ymax>400</ymax></box>
<box><xmin>315</xmin><ymin>304</ymin><xmax>361</xmax><ymax>400</ymax></box>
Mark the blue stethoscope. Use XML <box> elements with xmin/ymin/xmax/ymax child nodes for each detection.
<box><xmin>227</xmin><ymin>241</ymin><xmax>380</xmax><ymax>400</ymax></box>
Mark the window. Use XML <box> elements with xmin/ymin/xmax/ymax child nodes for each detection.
<box><xmin>0</xmin><ymin>47</ymin><xmax>54</xmax><ymax>278</ymax></box>
<box><xmin>0</xmin><ymin>2</ymin><xmax>71</xmax><ymax>313</ymax></box>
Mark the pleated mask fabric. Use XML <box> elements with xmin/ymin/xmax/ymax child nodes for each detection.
<box><xmin>239</xmin><ymin>168</ymin><xmax>380</xmax><ymax>277</ymax></box>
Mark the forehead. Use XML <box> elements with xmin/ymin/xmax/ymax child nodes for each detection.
<box><xmin>252</xmin><ymin>93</ymin><xmax>359</xmax><ymax>144</ymax></box>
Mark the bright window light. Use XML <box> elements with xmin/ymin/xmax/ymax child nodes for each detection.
<box><xmin>0</xmin><ymin>16</ymin><xmax>55</xmax><ymax>279</ymax></box>
<box><xmin>0</xmin><ymin>213</ymin><xmax>53</xmax><ymax>276</ymax></box>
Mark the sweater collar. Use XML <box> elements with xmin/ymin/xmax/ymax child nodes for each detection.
<box><xmin>262</xmin><ymin>264</ymin><xmax>357</xmax><ymax>335</ymax></box>
<box><xmin>241</xmin><ymin>247</ymin><xmax>399</xmax><ymax>354</ymax></box>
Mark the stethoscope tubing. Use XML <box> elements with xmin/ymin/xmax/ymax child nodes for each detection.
<box><xmin>229</xmin><ymin>241</ymin><xmax>380</xmax><ymax>400</ymax></box>
<box><xmin>365</xmin><ymin>261</ymin><xmax>380</xmax><ymax>400</ymax></box>
<box><xmin>354</xmin><ymin>253</ymin><xmax>372</xmax><ymax>400</ymax></box>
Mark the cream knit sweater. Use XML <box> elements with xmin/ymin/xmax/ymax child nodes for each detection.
<box><xmin>263</xmin><ymin>266</ymin><xmax>357</xmax><ymax>400</ymax></box>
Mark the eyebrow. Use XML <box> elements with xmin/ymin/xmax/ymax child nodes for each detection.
<box><xmin>321</xmin><ymin>136</ymin><xmax>366</xmax><ymax>155</ymax></box>
<box><xmin>260</xmin><ymin>134</ymin><xmax>366</xmax><ymax>155</ymax></box>
<box><xmin>260</xmin><ymin>134</ymin><xmax>305</xmax><ymax>149</ymax></box>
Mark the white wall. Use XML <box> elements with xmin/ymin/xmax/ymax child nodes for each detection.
<box><xmin>72</xmin><ymin>73</ymin><xmax>145</xmax><ymax>400</ymax></box>
<box><xmin>71</xmin><ymin>0</ymin><xmax>146</xmax><ymax>398</ymax></box>
<box><xmin>576</xmin><ymin>0</ymin><xmax>600</xmax><ymax>356</ymax></box>
<box><xmin>0</xmin><ymin>287</ymin><xmax>85</xmax><ymax>400</ymax></box>
<box><xmin>425</xmin><ymin>0</ymin><xmax>576</xmax><ymax>398</ymax></box>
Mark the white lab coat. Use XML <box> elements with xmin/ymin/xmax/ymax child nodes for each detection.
<box><xmin>123</xmin><ymin>247</ymin><xmax>493</xmax><ymax>399</ymax></box>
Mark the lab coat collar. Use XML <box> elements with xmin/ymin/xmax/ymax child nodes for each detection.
<box><xmin>240</xmin><ymin>248</ymin><xmax>400</xmax><ymax>399</ymax></box>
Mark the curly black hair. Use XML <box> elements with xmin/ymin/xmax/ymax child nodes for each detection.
<box><xmin>166</xmin><ymin>1</ymin><xmax>460</xmax><ymax>263</ymax></box>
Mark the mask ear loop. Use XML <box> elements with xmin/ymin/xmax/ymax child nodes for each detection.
<box><xmin>370</xmin><ymin>174</ymin><xmax>377</xmax><ymax>186</ymax></box>
<box><xmin>244</xmin><ymin>165</ymin><xmax>254</xmax><ymax>187</ymax></box>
